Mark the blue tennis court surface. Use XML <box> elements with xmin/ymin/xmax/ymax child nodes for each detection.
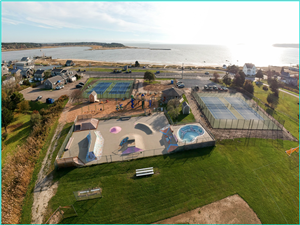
<box><xmin>225</xmin><ymin>97</ymin><xmax>264</xmax><ymax>120</ymax></box>
<box><xmin>201</xmin><ymin>97</ymin><xmax>237</xmax><ymax>120</ymax></box>
<box><xmin>88</xmin><ymin>82</ymin><xmax>112</xmax><ymax>95</ymax></box>
<box><xmin>109</xmin><ymin>82</ymin><xmax>131</xmax><ymax>94</ymax></box>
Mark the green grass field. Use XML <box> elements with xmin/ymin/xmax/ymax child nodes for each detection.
<box><xmin>1</xmin><ymin>113</ymin><xmax>31</xmax><ymax>166</ymax></box>
<box><xmin>253</xmin><ymin>84</ymin><xmax>299</xmax><ymax>138</ymax></box>
<box><xmin>83</xmin><ymin>79</ymin><xmax>134</xmax><ymax>99</ymax></box>
<box><xmin>48</xmin><ymin>138</ymin><xmax>299</xmax><ymax>224</ymax></box>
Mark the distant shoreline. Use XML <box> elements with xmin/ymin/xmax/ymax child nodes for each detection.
<box><xmin>1</xmin><ymin>45</ymin><xmax>149</xmax><ymax>52</ymax></box>
<box><xmin>273</xmin><ymin>43</ymin><xmax>299</xmax><ymax>48</ymax></box>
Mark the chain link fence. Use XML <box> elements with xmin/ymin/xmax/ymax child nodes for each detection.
<box><xmin>192</xmin><ymin>90</ymin><xmax>284</xmax><ymax>130</ymax></box>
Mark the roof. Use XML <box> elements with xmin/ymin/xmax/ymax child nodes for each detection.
<box><xmin>21</xmin><ymin>57</ymin><xmax>29</xmax><ymax>61</ymax></box>
<box><xmin>281</xmin><ymin>71</ymin><xmax>290</xmax><ymax>76</ymax></box>
<box><xmin>9</xmin><ymin>68</ymin><xmax>21</xmax><ymax>74</ymax></box>
<box><xmin>161</xmin><ymin>87</ymin><xmax>183</xmax><ymax>97</ymax></box>
<box><xmin>61</xmin><ymin>69</ymin><xmax>68</xmax><ymax>73</ymax></box>
<box><xmin>182</xmin><ymin>102</ymin><xmax>190</xmax><ymax>108</ymax></box>
<box><xmin>52</xmin><ymin>68</ymin><xmax>63</xmax><ymax>72</ymax></box>
<box><xmin>35</xmin><ymin>69</ymin><xmax>45</xmax><ymax>74</ymax></box>
<box><xmin>60</xmin><ymin>74</ymin><xmax>68</xmax><ymax>80</ymax></box>
<box><xmin>90</xmin><ymin>91</ymin><xmax>97</xmax><ymax>96</ymax></box>
<box><xmin>245</xmin><ymin>63</ymin><xmax>255</xmax><ymax>69</ymax></box>
<box><xmin>66</xmin><ymin>60</ymin><xmax>73</xmax><ymax>63</ymax></box>
<box><xmin>46</xmin><ymin>76</ymin><xmax>63</xmax><ymax>84</ymax></box>
<box><xmin>5</xmin><ymin>75</ymin><xmax>14</xmax><ymax>80</ymax></box>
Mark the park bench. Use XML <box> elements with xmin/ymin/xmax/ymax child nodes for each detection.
<box><xmin>65</xmin><ymin>137</ymin><xmax>74</xmax><ymax>151</ymax></box>
<box><xmin>136</xmin><ymin>167</ymin><xmax>154</xmax><ymax>177</ymax></box>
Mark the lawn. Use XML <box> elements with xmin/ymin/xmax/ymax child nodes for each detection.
<box><xmin>253</xmin><ymin>84</ymin><xmax>299</xmax><ymax>138</ymax></box>
<box><xmin>29</xmin><ymin>101</ymin><xmax>50</xmax><ymax>112</ymax></box>
<box><xmin>48</xmin><ymin>138</ymin><xmax>298</xmax><ymax>224</ymax></box>
<box><xmin>1</xmin><ymin>113</ymin><xmax>31</xmax><ymax>166</ymax></box>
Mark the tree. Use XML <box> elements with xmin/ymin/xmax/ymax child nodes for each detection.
<box><xmin>10</xmin><ymin>92</ymin><xmax>24</xmax><ymax>110</ymax></box>
<box><xmin>44</xmin><ymin>70</ymin><xmax>51</xmax><ymax>79</ymax></box>
<box><xmin>167</xmin><ymin>99</ymin><xmax>180</xmax><ymax>120</ymax></box>
<box><xmin>243</xmin><ymin>80</ymin><xmax>254</xmax><ymax>94</ymax></box>
<box><xmin>2</xmin><ymin>108</ymin><xmax>14</xmax><ymax>132</ymax></box>
<box><xmin>213</xmin><ymin>72</ymin><xmax>220</xmax><ymax>82</ymax></box>
<box><xmin>31</xmin><ymin>111</ymin><xmax>41</xmax><ymax>125</ymax></box>
<box><xmin>222</xmin><ymin>73</ymin><xmax>232</xmax><ymax>86</ymax></box>
<box><xmin>71</xmin><ymin>89</ymin><xmax>83</xmax><ymax>103</ymax></box>
<box><xmin>144</xmin><ymin>71</ymin><xmax>155</xmax><ymax>82</ymax></box>
<box><xmin>255</xmin><ymin>69</ymin><xmax>264</xmax><ymax>81</ymax></box>
<box><xmin>135</xmin><ymin>61</ymin><xmax>140</xmax><ymax>67</ymax></box>
<box><xmin>23</xmin><ymin>79</ymin><xmax>30</xmax><ymax>86</ymax></box>
<box><xmin>267</xmin><ymin>93</ymin><xmax>279</xmax><ymax>109</ymax></box>
<box><xmin>232</xmin><ymin>71</ymin><xmax>245</xmax><ymax>87</ymax></box>
<box><xmin>269</xmin><ymin>78</ymin><xmax>279</xmax><ymax>97</ymax></box>
<box><xmin>17</xmin><ymin>100</ymin><xmax>30</xmax><ymax>113</ymax></box>
<box><xmin>227</xmin><ymin>65</ymin><xmax>239</xmax><ymax>74</ymax></box>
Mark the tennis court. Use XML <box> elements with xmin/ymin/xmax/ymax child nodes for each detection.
<box><xmin>201</xmin><ymin>97</ymin><xmax>237</xmax><ymax>120</ymax></box>
<box><xmin>87</xmin><ymin>82</ymin><xmax>112</xmax><ymax>95</ymax></box>
<box><xmin>109</xmin><ymin>82</ymin><xmax>131</xmax><ymax>94</ymax></box>
<box><xmin>83</xmin><ymin>79</ymin><xmax>134</xmax><ymax>99</ymax></box>
<box><xmin>225</xmin><ymin>97</ymin><xmax>264</xmax><ymax>120</ymax></box>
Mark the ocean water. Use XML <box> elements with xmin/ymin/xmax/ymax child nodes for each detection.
<box><xmin>2</xmin><ymin>43</ymin><xmax>299</xmax><ymax>67</ymax></box>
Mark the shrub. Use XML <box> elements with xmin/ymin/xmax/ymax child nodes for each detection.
<box><xmin>17</xmin><ymin>100</ymin><xmax>30</xmax><ymax>113</ymax></box>
<box><xmin>31</xmin><ymin>112</ymin><xmax>41</xmax><ymax>125</ymax></box>
<box><xmin>58</xmin><ymin>95</ymin><xmax>69</xmax><ymax>102</ymax></box>
<box><xmin>2</xmin><ymin>132</ymin><xmax>8</xmax><ymax>141</ymax></box>
<box><xmin>263</xmin><ymin>86</ymin><xmax>268</xmax><ymax>91</ymax></box>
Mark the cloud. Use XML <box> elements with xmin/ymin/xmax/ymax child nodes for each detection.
<box><xmin>2</xmin><ymin>17</ymin><xmax>23</xmax><ymax>25</ymax></box>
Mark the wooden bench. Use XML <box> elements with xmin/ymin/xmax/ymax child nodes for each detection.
<box><xmin>136</xmin><ymin>167</ymin><xmax>154</xmax><ymax>177</ymax></box>
<box><xmin>120</xmin><ymin>116</ymin><xmax>131</xmax><ymax>121</ymax></box>
<box><xmin>65</xmin><ymin>137</ymin><xmax>74</xmax><ymax>151</ymax></box>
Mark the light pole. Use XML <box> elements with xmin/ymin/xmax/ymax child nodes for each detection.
<box><xmin>182</xmin><ymin>63</ymin><xmax>184</xmax><ymax>79</ymax></box>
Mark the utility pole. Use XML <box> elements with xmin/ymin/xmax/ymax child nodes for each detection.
<box><xmin>182</xmin><ymin>63</ymin><xmax>184</xmax><ymax>79</ymax></box>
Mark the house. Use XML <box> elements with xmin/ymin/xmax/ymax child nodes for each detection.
<box><xmin>281</xmin><ymin>67</ymin><xmax>290</xmax><ymax>77</ymax></box>
<box><xmin>1</xmin><ymin>65</ymin><xmax>9</xmax><ymax>76</ymax></box>
<box><xmin>243</xmin><ymin>63</ymin><xmax>256</xmax><ymax>76</ymax></box>
<box><xmin>33</xmin><ymin>69</ymin><xmax>45</xmax><ymax>81</ymax></box>
<box><xmin>21</xmin><ymin>68</ymin><xmax>34</xmax><ymax>78</ymax></box>
<box><xmin>10</xmin><ymin>68</ymin><xmax>22</xmax><ymax>80</ymax></box>
<box><xmin>60</xmin><ymin>74</ymin><xmax>69</xmax><ymax>84</ymax></box>
<box><xmin>51</xmin><ymin>68</ymin><xmax>63</xmax><ymax>76</ymax></box>
<box><xmin>161</xmin><ymin>87</ymin><xmax>184</xmax><ymax>103</ymax></box>
<box><xmin>89</xmin><ymin>91</ymin><xmax>99</xmax><ymax>103</ymax></box>
<box><xmin>289</xmin><ymin>67</ymin><xmax>299</xmax><ymax>72</ymax></box>
<box><xmin>15</xmin><ymin>57</ymin><xmax>34</xmax><ymax>70</ymax></box>
<box><xmin>182</xmin><ymin>102</ymin><xmax>190</xmax><ymax>114</ymax></box>
<box><xmin>44</xmin><ymin>76</ymin><xmax>65</xmax><ymax>89</ymax></box>
<box><xmin>65</xmin><ymin>60</ymin><xmax>74</xmax><ymax>66</ymax></box>
<box><xmin>2</xmin><ymin>75</ymin><xmax>15</xmax><ymax>86</ymax></box>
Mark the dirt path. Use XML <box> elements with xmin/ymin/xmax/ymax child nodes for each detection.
<box><xmin>31</xmin><ymin>101</ymin><xmax>72</xmax><ymax>224</ymax></box>
<box><xmin>154</xmin><ymin>194</ymin><xmax>261</xmax><ymax>224</ymax></box>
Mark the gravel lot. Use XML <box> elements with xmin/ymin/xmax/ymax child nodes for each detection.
<box><xmin>20</xmin><ymin>77</ymin><xmax>89</xmax><ymax>103</ymax></box>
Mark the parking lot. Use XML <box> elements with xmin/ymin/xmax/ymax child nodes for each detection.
<box><xmin>177</xmin><ymin>78</ymin><xmax>224</xmax><ymax>89</ymax></box>
<box><xmin>20</xmin><ymin>77</ymin><xmax>89</xmax><ymax>103</ymax></box>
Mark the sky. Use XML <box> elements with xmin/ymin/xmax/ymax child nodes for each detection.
<box><xmin>1</xmin><ymin>1</ymin><xmax>299</xmax><ymax>45</ymax></box>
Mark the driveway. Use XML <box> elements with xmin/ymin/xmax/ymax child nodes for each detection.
<box><xmin>20</xmin><ymin>77</ymin><xmax>89</xmax><ymax>102</ymax></box>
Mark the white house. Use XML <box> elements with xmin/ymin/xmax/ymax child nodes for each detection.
<box><xmin>243</xmin><ymin>63</ymin><xmax>256</xmax><ymax>76</ymax></box>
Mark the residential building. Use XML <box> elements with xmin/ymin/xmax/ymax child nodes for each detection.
<box><xmin>65</xmin><ymin>60</ymin><xmax>74</xmax><ymax>66</ymax></box>
<box><xmin>1</xmin><ymin>65</ymin><xmax>9</xmax><ymax>76</ymax></box>
<box><xmin>243</xmin><ymin>63</ymin><xmax>256</xmax><ymax>76</ymax></box>
<box><xmin>161</xmin><ymin>87</ymin><xmax>184</xmax><ymax>103</ymax></box>
<box><xmin>33</xmin><ymin>69</ymin><xmax>45</xmax><ymax>81</ymax></box>
<box><xmin>51</xmin><ymin>68</ymin><xmax>63</xmax><ymax>76</ymax></box>
<box><xmin>281</xmin><ymin>67</ymin><xmax>290</xmax><ymax>77</ymax></box>
<box><xmin>44</xmin><ymin>76</ymin><xmax>65</xmax><ymax>89</ymax></box>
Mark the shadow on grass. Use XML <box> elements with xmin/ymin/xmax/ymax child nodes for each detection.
<box><xmin>4</xmin><ymin>121</ymin><xmax>32</xmax><ymax>146</ymax></box>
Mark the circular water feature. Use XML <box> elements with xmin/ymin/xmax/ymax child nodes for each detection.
<box><xmin>177</xmin><ymin>125</ymin><xmax>205</xmax><ymax>143</ymax></box>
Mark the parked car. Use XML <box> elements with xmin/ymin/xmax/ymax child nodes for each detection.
<box><xmin>79</xmin><ymin>82</ymin><xmax>85</xmax><ymax>86</ymax></box>
<box><xmin>76</xmin><ymin>84</ymin><xmax>83</xmax><ymax>88</ymax></box>
<box><xmin>143</xmin><ymin>66</ymin><xmax>146</xmax><ymax>68</ymax></box>
<box><xmin>177</xmin><ymin>81</ymin><xmax>183</xmax><ymax>86</ymax></box>
<box><xmin>209</xmin><ymin>86</ymin><xmax>213</xmax><ymax>90</ymax></box>
<box><xmin>155</xmin><ymin>71</ymin><xmax>160</xmax><ymax>74</ymax></box>
<box><xmin>205</xmin><ymin>72</ymin><xmax>209</xmax><ymax>75</ymax></box>
<box><xmin>36</xmin><ymin>96</ymin><xmax>42</xmax><ymax>101</ymax></box>
<box><xmin>223</xmin><ymin>87</ymin><xmax>228</xmax><ymax>91</ymax></box>
<box><xmin>213</xmin><ymin>85</ymin><xmax>218</xmax><ymax>90</ymax></box>
<box><xmin>129</xmin><ymin>70</ymin><xmax>132</xmax><ymax>73</ymax></box>
<box><xmin>204</xmin><ymin>85</ymin><xmax>208</xmax><ymax>89</ymax></box>
<box><xmin>178</xmin><ymin>83</ymin><xmax>185</xmax><ymax>88</ymax></box>
<box><xmin>126</xmin><ymin>71</ymin><xmax>129</xmax><ymax>74</ymax></box>
<box><xmin>218</xmin><ymin>87</ymin><xmax>223</xmax><ymax>91</ymax></box>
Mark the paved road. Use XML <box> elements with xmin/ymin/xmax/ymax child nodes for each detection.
<box><xmin>262</xmin><ymin>83</ymin><xmax>299</xmax><ymax>98</ymax></box>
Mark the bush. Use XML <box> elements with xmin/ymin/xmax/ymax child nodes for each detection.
<box><xmin>31</xmin><ymin>83</ymin><xmax>38</xmax><ymax>88</ymax></box>
<box><xmin>17</xmin><ymin>100</ymin><xmax>30</xmax><ymax>113</ymax></box>
<box><xmin>58</xmin><ymin>95</ymin><xmax>69</xmax><ymax>102</ymax></box>
<box><xmin>263</xmin><ymin>86</ymin><xmax>268</xmax><ymax>91</ymax></box>
<box><xmin>2</xmin><ymin>132</ymin><xmax>8</xmax><ymax>141</ymax></box>
<box><xmin>31</xmin><ymin>112</ymin><xmax>41</xmax><ymax>125</ymax></box>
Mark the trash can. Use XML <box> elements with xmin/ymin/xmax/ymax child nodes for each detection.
<box><xmin>171</xmin><ymin>80</ymin><xmax>173</xmax><ymax>84</ymax></box>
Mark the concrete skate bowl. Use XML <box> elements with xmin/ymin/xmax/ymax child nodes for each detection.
<box><xmin>134</xmin><ymin>123</ymin><xmax>155</xmax><ymax>135</ymax></box>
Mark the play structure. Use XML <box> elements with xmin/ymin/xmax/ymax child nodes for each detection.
<box><xmin>160</xmin><ymin>125</ymin><xmax>178</xmax><ymax>153</ymax></box>
<box><xmin>118</xmin><ymin>134</ymin><xmax>145</xmax><ymax>155</ymax></box>
<box><xmin>285</xmin><ymin>146</ymin><xmax>299</xmax><ymax>156</ymax></box>
<box><xmin>85</xmin><ymin>131</ymin><xmax>104</xmax><ymax>163</ymax></box>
